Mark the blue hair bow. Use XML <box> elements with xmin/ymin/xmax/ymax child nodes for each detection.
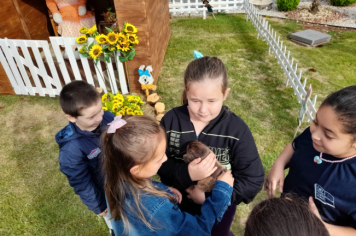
<box><xmin>138</xmin><ymin>69</ymin><xmax>151</xmax><ymax>77</ymax></box>
<box><xmin>193</xmin><ymin>50</ymin><xmax>204</xmax><ymax>59</ymax></box>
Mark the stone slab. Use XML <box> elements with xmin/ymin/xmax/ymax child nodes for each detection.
<box><xmin>290</xmin><ymin>29</ymin><xmax>331</xmax><ymax>46</ymax></box>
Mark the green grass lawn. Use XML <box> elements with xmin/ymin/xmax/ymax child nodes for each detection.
<box><xmin>0</xmin><ymin>13</ymin><xmax>355</xmax><ymax>236</ymax></box>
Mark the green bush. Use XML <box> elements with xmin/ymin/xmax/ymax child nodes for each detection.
<box><xmin>331</xmin><ymin>0</ymin><xmax>356</xmax><ymax>6</ymax></box>
<box><xmin>277</xmin><ymin>0</ymin><xmax>300</xmax><ymax>11</ymax></box>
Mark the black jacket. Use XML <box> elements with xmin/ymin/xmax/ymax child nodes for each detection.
<box><xmin>158</xmin><ymin>105</ymin><xmax>264</xmax><ymax>207</ymax></box>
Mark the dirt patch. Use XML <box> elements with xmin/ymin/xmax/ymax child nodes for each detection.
<box><xmin>287</xmin><ymin>6</ymin><xmax>349</xmax><ymax>24</ymax></box>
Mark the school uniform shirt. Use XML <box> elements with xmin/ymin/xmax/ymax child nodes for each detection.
<box><xmin>55</xmin><ymin>111</ymin><xmax>115</xmax><ymax>214</ymax></box>
<box><xmin>157</xmin><ymin>104</ymin><xmax>264</xmax><ymax>207</ymax></box>
<box><xmin>284</xmin><ymin>127</ymin><xmax>356</xmax><ymax>228</ymax></box>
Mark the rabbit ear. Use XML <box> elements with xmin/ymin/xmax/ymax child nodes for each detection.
<box><xmin>146</xmin><ymin>65</ymin><xmax>153</xmax><ymax>73</ymax></box>
<box><xmin>139</xmin><ymin>65</ymin><xmax>145</xmax><ymax>70</ymax></box>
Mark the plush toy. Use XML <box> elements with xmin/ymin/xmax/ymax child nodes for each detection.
<box><xmin>138</xmin><ymin>65</ymin><xmax>154</xmax><ymax>97</ymax></box>
<box><xmin>202</xmin><ymin>0</ymin><xmax>216</xmax><ymax>20</ymax></box>
<box><xmin>46</xmin><ymin>0</ymin><xmax>96</xmax><ymax>37</ymax></box>
<box><xmin>183</xmin><ymin>142</ymin><xmax>226</xmax><ymax>192</ymax></box>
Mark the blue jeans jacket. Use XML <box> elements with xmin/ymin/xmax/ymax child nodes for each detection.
<box><xmin>110</xmin><ymin>181</ymin><xmax>232</xmax><ymax>236</ymax></box>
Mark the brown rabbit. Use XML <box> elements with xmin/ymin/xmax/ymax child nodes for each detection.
<box><xmin>183</xmin><ymin>141</ymin><xmax>226</xmax><ymax>192</ymax></box>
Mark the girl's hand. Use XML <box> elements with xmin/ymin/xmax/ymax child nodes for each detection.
<box><xmin>186</xmin><ymin>186</ymin><xmax>205</xmax><ymax>205</ymax></box>
<box><xmin>99</xmin><ymin>208</ymin><xmax>108</xmax><ymax>217</ymax></box>
<box><xmin>217</xmin><ymin>170</ymin><xmax>234</xmax><ymax>187</ymax></box>
<box><xmin>188</xmin><ymin>152</ymin><xmax>218</xmax><ymax>181</ymax></box>
<box><xmin>264</xmin><ymin>163</ymin><xmax>285</xmax><ymax>198</ymax></box>
<box><xmin>168</xmin><ymin>187</ymin><xmax>182</xmax><ymax>204</ymax></box>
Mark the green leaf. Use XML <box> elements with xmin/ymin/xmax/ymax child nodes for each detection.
<box><xmin>104</xmin><ymin>53</ymin><xmax>111</xmax><ymax>63</ymax></box>
<box><xmin>105</xmin><ymin>27</ymin><xmax>113</xmax><ymax>33</ymax></box>
<box><xmin>94</xmin><ymin>58</ymin><xmax>99</xmax><ymax>66</ymax></box>
<box><xmin>128</xmin><ymin>50</ymin><xmax>135</xmax><ymax>61</ymax></box>
<box><xmin>78</xmin><ymin>52</ymin><xmax>89</xmax><ymax>57</ymax></box>
<box><xmin>119</xmin><ymin>55</ymin><xmax>129</xmax><ymax>63</ymax></box>
<box><xmin>88</xmin><ymin>41</ymin><xmax>94</xmax><ymax>50</ymax></box>
<box><xmin>108</xmin><ymin>92</ymin><xmax>114</xmax><ymax>101</ymax></box>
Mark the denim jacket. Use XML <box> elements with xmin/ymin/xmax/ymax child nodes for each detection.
<box><xmin>111</xmin><ymin>181</ymin><xmax>233</xmax><ymax>236</ymax></box>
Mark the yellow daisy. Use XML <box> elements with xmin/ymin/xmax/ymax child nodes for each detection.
<box><xmin>112</xmin><ymin>104</ymin><xmax>119</xmax><ymax>112</ymax></box>
<box><xmin>89</xmin><ymin>45</ymin><xmax>103</xmax><ymax>59</ymax></box>
<box><xmin>123</xmin><ymin>106</ymin><xmax>129</xmax><ymax>111</ymax></box>
<box><xmin>124</xmin><ymin>23</ymin><xmax>138</xmax><ymax>34</ymax></box>
<box><xmin>108</xmin><ymin>45</ymin><xmax>116</xmax><ymax>51</ymax></box>
<box><xmin>79</xmin><ymin>26</ymin><xmax>87</xmax><ymax>34</ymax></box>
<box><xmin>126</xmin><ymin>108</ymin><xmax>133</xmax><ymax>114</ymax></box>
<box><xmin>107</xmin><ymin>32</ymin><xmax>118</xmax><ymax>44</ymax></box>
<box><xmin>126</xmin><ymin>111</ymin><xmax>134</xmax><ymax>115</ymax></box>
<box><xmin>116</xmin><ymin>110</ymin><xmax>125</xmax><ymax>116</ymax></box>
<box><xmin>95</xmin><ymin>34</ymin><xmax>108</xmax><ymax>44</ymax></box>
<box><xmin>102</xmin><ymin>106</ymin><xmax>108</xmax><ymax>111</ymax></box>
<box><xmin>76</xmin><ymin>35</ymin><xmax>87</xmax><ymax>44</ymax></box>
<box><xmin>87</xmin><ymin>25</ymin><xmax>97</xmax><ymax>34</ymax></box>
<box><xmin>117</xmin><ymin>102</ymin><xmax>123</xmax><ymax>107</ymax></box>
<box><xmin>117</xmin><ymin>33</ymin><xmax>127</xmax><ymax>45</ymax></box>
<box><xmin>101</xmin><ymin>94</ymin><xmax>108</xmax><ymax>102</ymax></box>
<box><xmin>121</xmin><ymin>41</ymin><xmax>131</xmax><ymax>52</ymax></box>
<box><xmin>127</xmin><ymin>34</ymin><xmax>139</xmax><ymax>45</ymax></box>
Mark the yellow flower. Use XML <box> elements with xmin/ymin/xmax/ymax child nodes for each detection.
<box><xmin>102</xmin><ymin>106</ymin><xmax>108</xmax><ymax>111</ymax></box>
<box><xmin>79</xmin><ymin>26</ymin><xmax>87</xmax><ymax>34</ymax></box>
<box><xmin>127</xmin><ymin>34</ymin><xmax>139</xmax><ymax>45</ymax></box>
<box><xmin>117</xmin><ymin>33</ymin><xmax>127</xmax><ymax>44</ymax></box>
<box><xmin>108</xmin><ymin>45</ymin><xmax>116</xmax><ymax>51</ymax></box>
<box><xmin>107</xmin><ymin>32</ymin><xmax>118</xmax><ymax>44</ymax></box>
<box><xmin>116</xmin><ymin>44</ymin><xmax>123</xmax><ymax>51</ymax></box>
<box><xmin>134</xmin><ymin>110</ymin><xmax>141</xmax><ymax>115</ymax></box>
<box><xmin>76</xmin><ymin>35</ymin><xmax>87</xmax><ymax>44</ymax></box>
<box><xmin>95</xmin><ymin>34</ymin><xmax>108</xmax><ymax>44</ymax></box>
<box><xmin>121</xmin><ymin>41</ymin><xmax>131</xmax><ymax>52</ymax></box>
<box><xmin>127</xmin><ymin>97</ymin><xmax>134</xmax><ymax>102</ymax></box>
<box><xmin>79</xmin><ymin>45</ymin><xmax>86</xmax><ymax>53</ymax></box>
<box><xmin>117</xmin><ymin>102</ymin><xmax>123</xmax><ymax>107</ymax></box>
<box><xmin>116</xmin><ymin>110</ymin><xmax>125</xmax><ymax>116</ymax></box>
<box><xmin>123</xmin><ymin>106</ymin><xmax>129</xmax><ymax>111</ymax></box>
<box><xmin>124</xmin><ymin>23</ymin><xmax>138</xmax><ymax>34</ymax></box>
<box><xmin>87</xmin><ymin>24</ymin><xmax>97</xmax><ymax>34</ymax></box>
<box><xmin>126</xmin><ymin>108</ymin><xmax>133</xmax><ymax>114</ymax></box>
<box><xmin>101</xmin><ymin>94</ymin><xmax>108</xmax><ymax>102</ymax></box>
<box><xmin>112</xmin><ymin>104</ymin><xmax>119</xmax><ymax>112</ymax></box>
<box><xmin>89</xmin><ymin>45</ymin><xmax>103</xmax><ymax>59</ymax></box>
<box><xmin>126</xmin><ymin>111</ymin><xmax>134</xmax><ymax>115</ymax></box>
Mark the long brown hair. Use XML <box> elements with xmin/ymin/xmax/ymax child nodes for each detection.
<box><xmin>182</xmin><ymin>56</ymin><xmax>228</xmax><ymax>104</ymax></box>
<box><xmin>244</xmin><ymin>196</ymin><xmax>329</xmax><ymax>236</ymax></box>
<box><xmin>101</xmin><ymin>115</ymin><xmax>177</xmax><ymax>231</ymax></box>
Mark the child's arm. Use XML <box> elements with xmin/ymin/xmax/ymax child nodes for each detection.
<box><xmin>59</xmin><ymin>152</ymin><xmax>107</xmax><ymax>215</ymax></box>
<box><xmin>309</xmin><ymin>197</ymin><xmax>356</xmax><ymax>236</ymax></box>
<box><xmin>264</xmin><ymin>142</ymin><xmax>294</xmax><ymax>198</ymax></box>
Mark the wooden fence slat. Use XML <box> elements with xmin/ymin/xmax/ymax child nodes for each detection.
<box><xmin>49</xmin><ymin>37</ymin><xmax>72</xmax><ymax>84</ymax></box>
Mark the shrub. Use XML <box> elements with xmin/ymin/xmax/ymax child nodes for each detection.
<box><xmin>330</xmin><ymin>0</ymin><xmax>356</xmax><ymax>6</ymax></box>
<box><xmin>277</xmin><ymin>0</ymin><xmax>300</xmax><ymax>11</ymax></box>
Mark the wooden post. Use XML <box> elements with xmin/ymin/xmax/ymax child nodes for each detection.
<box><xmin>113</xmin><ymin>0</ymin><xmax>171</xmax><ymax>93</ymax></box>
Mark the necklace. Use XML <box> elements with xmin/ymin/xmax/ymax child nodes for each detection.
<box><xmin>314</xmin><ymin>152</ymin><xmax>356</xmax><ymax>164</ymax></box>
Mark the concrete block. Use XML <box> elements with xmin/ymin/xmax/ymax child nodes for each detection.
<box><xmin>290</xmin><ymin>29</ymin><xmax>331</xmax><ymax>46</ymax></box>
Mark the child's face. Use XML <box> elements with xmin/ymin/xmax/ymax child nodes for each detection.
<box><xmin>66</xmin><ymin>99</ymin><xmax>104</xmax><ymax>132</ymax></box>
<box><xmin>186</xmin><ymin>78</ymin><xmax>230</xmax><ymax>123</ymax></box>
<box><xmin>133</xmin><ymin>134</ymin><xmax>167</xmax><ymax>179</ymax></box>
<box><xmin>310</xmin><ymin>106</ymin><xmax>356</xmax><ymax>158</ymax></box>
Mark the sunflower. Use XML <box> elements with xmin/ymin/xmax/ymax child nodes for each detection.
<box><xmin>95</xmin><ymin>34</ymin><xmax>107</xmax><ymax>44</ymax></box>
<box><xmin>112</xmin><ymin>104</ymin><xmax>119</xmax><ymax>112</ymax></box>
<box><xmin>108</xmin><ymin>45</ymin><xmax>116</xmax><ymax>51</ymax></box>
<box><xmin>116</xmin><ymin>44</ymin><xmax>123</xmax><ymax>51</ymax></box>
<box><xmin>123</xmin><ymin>106</ymin><xmax>129</xmax><ymax>111</ymax></box>
<box><xmin>102</xmin><ymin>106</ymin><xmax>108</xmax><ymax>111</ymax></box>
<box><xmin>89</xmin><ymin>45</ymin><xmax>103</xmax><ymax>59</ymax></box>
<box><xmin>79</xmin><ymin>26</ymin><xmax>87</xmax><ymax>34</ymax></box>
<box><xmin>126</xmin><ymin>108</ymin><xmax>133</xmax><ymax>114</ymax></box>
<box><xmin>124</xmin><ymin>23</ymin><xmax>138</xmax><ymax>34</ymax></box>
<box><xmin>121</xmin><ymin>41</ymin><xmax>131</xmax><ymax>52</ymax></box>
<box><xmin>117</xmin><ymin>33</ymin><xmax>127</xmax><ymax>44</ymax></box>
<box><xmin>126</xmin><ymin>111</ymin><xmax>134</xmax><ymax>115</ymax></box>
<box><xmin>79</xmin><ymin>45</ymin><xmax>86</xmax><ymax>53</ymax></box>
<box><xmin>76</xmin><ymin>35</ymin><xmax>87</xmax><ymax>44</ymax></box>
<box><xmin>87</xmin><ymin>25</ymin><xmax>97</xmax><ymax>34</ymax></box>
<box><xmin>117</xmin><ymin>102</ymin><xmax>123</xmax><ymax>107</ymax></box>
<box><xmin>116</xmin><ymin>110</ymin><xmax>125</xmax><ymax>116</ymax></box>
<box><xmin>101</xmin><ymin>94</ymin><xmax>108</xmax><ymax>102</ymax></box>
<box><xmin>107</xmin><ymin>32</ymin><xmax>118</xmax><ymax>44</ymax></box>
<box><xmin>127</xmin><ymin>34</ymin><xmax>139</xmax><ymax>45</ymax></box>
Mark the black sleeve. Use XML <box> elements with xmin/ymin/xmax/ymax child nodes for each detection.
<box><xmin>158</xmin><ymin>116</ymin><xmax>194</xmax><ymax>190</ymax></box>
<box><xmin>230</xmin><ymin>126</ymin><xmax>264</xmax><ymax>205</ymax></box>
<box><xmin>292</xmin><ymin>127</ymin><xmax>310</xmax><ymax>150</ymax></box>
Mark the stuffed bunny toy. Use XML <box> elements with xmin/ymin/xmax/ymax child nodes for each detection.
<box><xmin>138</xmin><ymin>65</ymin><xmax>154</xmax><ymax>96</ymax></box>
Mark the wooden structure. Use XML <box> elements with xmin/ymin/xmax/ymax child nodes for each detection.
<box><xmin>114</xmin><ymin>0</ymin><xmax>171</xmax><ymax>93</ymax></box>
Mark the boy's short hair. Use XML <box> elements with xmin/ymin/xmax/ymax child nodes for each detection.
<box><xmin>59</xmin><ymin>81</ymin><xmax>101</xmax><ymax>117</ymax></box>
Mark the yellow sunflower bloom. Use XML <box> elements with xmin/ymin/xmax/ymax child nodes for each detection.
<box><xmin>107</xmin><ymin>32</ymin><xmax>118</xmax><ymax>44</ymax></box>
<box><xmin>102</xmin><ymin>106</ymin><xmax>108</xmax><ymax>111</ymax></box>
<box><xmin>89</xmin><ymin>45</ymin><xmax>103</xmax><ymax>59</ymax></box>
<box><xmin>127</xmin><ymin>34</ymin><xmax>139</xmax><ymax>45</ymax></box>
<box><xmin>126</xmin><ymin>108</ymin><xmax>133</xmax><ymax>114</ymax></box>
<box><xmin>101</xmin><ymin>94</ymin><xmax>108</xmax><ymax>102</ymax></box>
<box><xmin>112</xmin><ymin>104</ymin><xmax>119</xmax><ymax>112</ymax></box>
<box><xmin>127</xmin><ymin>97</ymin><xmax>134</xmax><ymax>102</ymax></box>
<box><xmin>121</xmin><ymin>41</ymin><xmax>131</xmax><ymax>52</ymax></box>
<box><xmin>116</xmin><ymin>110</ymin><xmax>125</xmax><ymax>116</ymax></box>
<box><xmin>117</xmin><ymin>33</ymin><xmax>127</xmax><ymax>45</ymax></box>
<box><xmin>124</xmin><ymin>23</ymin><xmax>138</xmax><ymax>34</ymax></box>
<box><xmin>79</xmin><ymin>27</ymin><xmax>87</xmax><ymax>34</ymax></box>
<box><xmin>123</xmin><ymin>106</ymin><xmax>129</xmax><ymax>111</ymax></box>
<box><xmin>134</xmin><ymin>110</ymin><xmax>141</xmax><ymax>115</ymax></box>
<box><xmin>95</xmin><ymin>34</ymin><xmax>108</xmax><ymax>44</ymax></box>
<box><xmin>108</xmin><ymin>45</ymin><xmax>116</xmax><ymax>51</ymax></box>
<box><xmin>76</xmin><ymin>35</ymin><xmax>87</xmax><ymax>44</ymax></box>
<box><xmin>126</xmin><ymin>111</ymin><xmax>134</xmax><ymax>115</ymax></box>
<box><xmin>117</xmin><ymin>102</ymin><xmax>123</xmax><ymax>107</ymax></box>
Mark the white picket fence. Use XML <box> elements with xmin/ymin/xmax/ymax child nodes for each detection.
<box><xmin>169</xmin><ymin>0</ymin><xmax>243</xmax><ymax>14</ymax></box>
<box><xmin>0</xmin><ymin>37</ymin><xmax>128</xmax><ymax>97</ymax></box>
<box><xmin>244</xmin><ymin>0</ymin><xmax>317</xmax><ymax>122</ymax></box>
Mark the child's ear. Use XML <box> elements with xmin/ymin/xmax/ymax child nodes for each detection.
<box><xmin>130</xmin><ymin>165</ymin><xmax>141</xmax><ymax>176</ymax></box>
<box><xmin>223</xmin><ymin>88</ymin><xmax>231</xmax><ymax>101</ymax></box>
<box><xmin>65</xmin><ymin>114</ymin><xmax>77</xmax><ymax>123</ymax></box>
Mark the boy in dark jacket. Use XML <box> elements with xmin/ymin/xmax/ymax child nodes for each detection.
<box><xmin>55</xmin><ymin>81</ymin><xmax>115</xmax><ymax>234</ymax></box>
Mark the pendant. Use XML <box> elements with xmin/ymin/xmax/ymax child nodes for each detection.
<box><xmin>314</xmin><ymin>156</ymin><xmax>322</xmax><ymax>164</ymax></box>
